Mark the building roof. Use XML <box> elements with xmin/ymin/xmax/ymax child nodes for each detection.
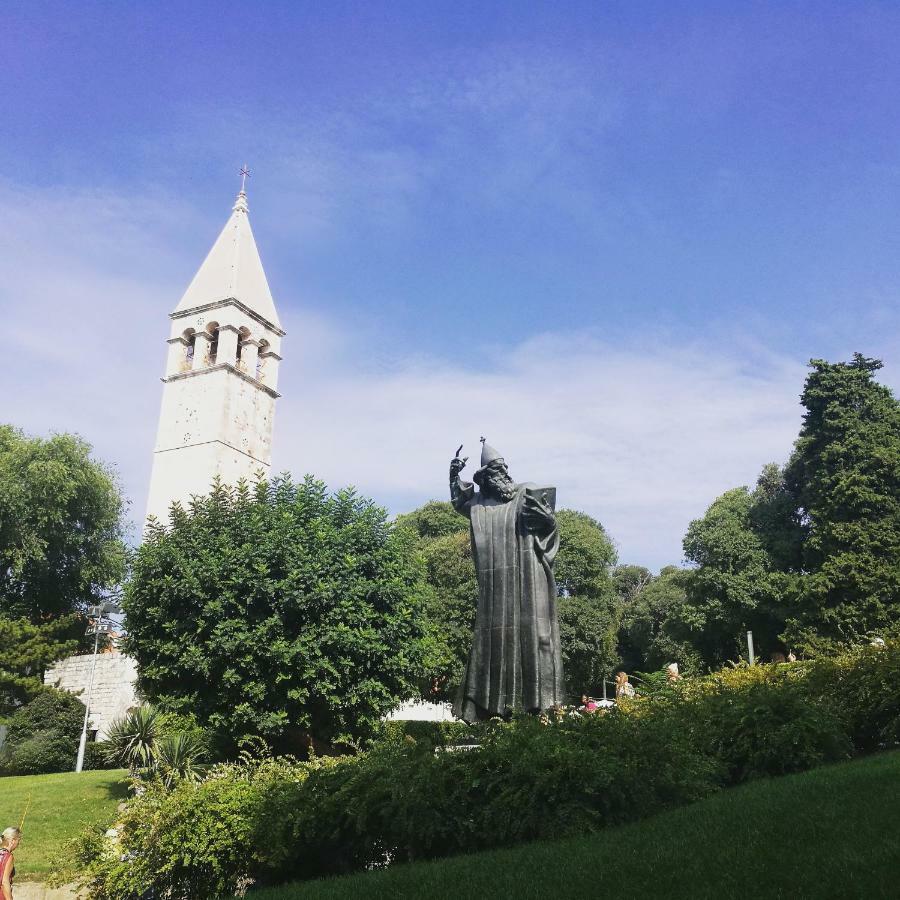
<box><xmin>173</xmin><ymin>190</ymin><xmax>281</xmax><ymax>329</ymax></box>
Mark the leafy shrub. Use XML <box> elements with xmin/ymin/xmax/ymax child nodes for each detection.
<box><xmin>68</xmin><ymin>712</ymin><xmax>719</xmax><ymax>898</ymax></box>
<box><xmin>155</xmin><ymin>731</ymin><xmax>208</xmax><ymax>786</ymax></box>
<box><xmin>58</xmin><ymin>641</ymin><xmax>900</xmax><ymax>899</ymax></box>
<box><xmin>104</xmin><ymin>705</ymin><xmax>210</xmax><ymax>783</ymax></box>
<box><xmin>330</xmin><ymin>710</ymin><xmax>720</xmax><ymax>864</ymax></box>
<box><xmin>377</xmin><ymin>718</ymin><xmax>478</xmax><ymax>747</ymax></box>
<box><xmin>57</xmin><ymin>753</ymin><xmax>333</xmax><ymax>900</ymax></box>
<box><xmin>0</xmin><ymin>688</ymin><xmax>85</xmax><ymax>774</ymax></box>
<box><xmin>673</xmin><ymin>665</ymin><xmax>851</xmax><ymax>782</ymax></box>
<box><xmin>3</xmin><ymin>729</ymin><xmax>77</xmax><ymax>775</ymax></box>
<box><xmin>82</xmin><ymin>741</ymin><xmax>116</xmax><ymax>771</ymax></box>
<box><xmin>802</xmin><ymin>642</ymin><xmax>900</xmax><ymax>752</ymax></box>
<box><xmin>104</xmin><ymin>705</ymin><xmax>160</xmax><ymax>772</ymax></box>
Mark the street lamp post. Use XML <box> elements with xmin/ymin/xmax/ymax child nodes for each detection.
<box><xmin>75</xmin><ymin>600</ymin><xmax>120</xmax><ymax>773</ymax></box>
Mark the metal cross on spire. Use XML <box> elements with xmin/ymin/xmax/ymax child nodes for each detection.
<box><xmin>239</xmin><ymin>164</ymin><xmax>251</xmax><ymax>192</ymax></box>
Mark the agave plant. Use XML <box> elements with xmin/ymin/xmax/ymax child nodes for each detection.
<box><xmin>155</xmin><ymin>730</ymin><xmax>208</xmax><ymax>787</ymax></box>
<box><xmin>105</xmin><ymin>705</ymin><xmax>161</xmax><ymax>774</ymax></box>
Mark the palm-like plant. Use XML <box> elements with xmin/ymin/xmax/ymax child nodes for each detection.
<box><xmin>155</xmin><ymin>731</ymin><xmax>208</xmax><ymax>787</ymax></box>
<box><xmin>105</xmin><ymin>705</ymin><xmax>161</xmax><ymax>774</ymax></box>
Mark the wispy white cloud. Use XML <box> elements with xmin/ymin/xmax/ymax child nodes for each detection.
<box><xmin>275</xmin><ymin>322</ymin><xmax>806</xmax><ymax>568</ymax></box>
<box><xmin>1</xmin><ymin>180</ymin><xmax>808</xmax><ymax>567</ymax></box>
<box><xmin>2</xmin><ymin>168</ymin><xmax>895</xmax><ymax>570</ymax></box>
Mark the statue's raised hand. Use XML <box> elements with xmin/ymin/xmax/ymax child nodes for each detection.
<box><xmin>450</xmin><ymin>444</ymin><xmax>468</xmax><ymax>479</ymax></box>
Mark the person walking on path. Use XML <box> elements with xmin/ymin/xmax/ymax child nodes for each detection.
<box><xmin>0</xmin><ymin>827</ymin><xmax>21</xmax><ymax>900</ymax></box>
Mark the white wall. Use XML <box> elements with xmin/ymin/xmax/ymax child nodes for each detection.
<box><xmin>44</xmin><ymin>650</ymin><xmax>139</xmax><ymax>740</ymax></box>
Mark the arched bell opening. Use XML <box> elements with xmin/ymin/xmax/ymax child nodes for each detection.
<box><xmin>206</xmin><ymin>322</ymin><xmax>220</xmax><ymax>365</ymax></box>
<box><xmin>182</xmin><ymin>328</ymin><xmax>196</xmax><ymax>370</ymax></box>
<box><xmin>236</xmin><ymin>326</ymin><xmax>252</xmax><ymax>370</ymax></box>
<box><xmin>256</xmin><ymin>339</ymin><xmax>269</xmax><ymax>381</ymax></box>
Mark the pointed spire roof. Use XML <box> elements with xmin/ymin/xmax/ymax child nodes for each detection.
<box><xmin>174</xmin><ymin>189</ymin><xmax>282</xmax><ymax>329</ymax></box>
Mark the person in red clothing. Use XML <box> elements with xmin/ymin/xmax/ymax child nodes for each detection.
<box><xmin>578</xmin><ymin>694</ymin><xmax>598</xmax><ymax>713</ymax></box>
<box><xmin>0</xmin><ymin>827</ymin><xmax>21</xmax><ymax>900</ymax></box>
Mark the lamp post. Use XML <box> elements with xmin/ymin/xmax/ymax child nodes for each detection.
<box><xmin>75</xmin><ymin>600</ymin><xmax>121</xmax><ymax>773</ymax></box>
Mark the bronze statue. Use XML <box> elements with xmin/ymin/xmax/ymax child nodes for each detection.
<box><xmin>449</xmin><ymin>439</ymin><xmax>565</xmax><ymax>721</ymax></box>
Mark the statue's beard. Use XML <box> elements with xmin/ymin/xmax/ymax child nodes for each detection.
<box><xmin>484</xmin><ymin>473</ymin><xmax>517</xmax><ymax>502</ymax></box>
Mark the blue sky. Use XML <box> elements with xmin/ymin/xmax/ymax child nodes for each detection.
<box><xmin>4</xmin><ymin>2</ymin><xmax>900</xmax><ymax>567</ymax></box>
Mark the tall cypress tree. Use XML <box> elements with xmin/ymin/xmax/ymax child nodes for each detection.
<box><xmin>784</xmin><ymin>354</ymin><xmax>900</xmax><ymax>651</ymax></box>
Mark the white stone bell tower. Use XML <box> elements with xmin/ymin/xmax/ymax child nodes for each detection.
<box><xmin>145</xmin><ymin>182</ymin><xmax>285</xmax><ymax>525</ymax></box>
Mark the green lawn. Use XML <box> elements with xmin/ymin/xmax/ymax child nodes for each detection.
<box><xmin>0</xmin><ymin>769</ymin><xmax>127</xmax><ymax>880</ymax></box>
<box><xmin>251</xmin><ymin>750</ymin><xmax>900</xmax><ymax>900</ymax></box>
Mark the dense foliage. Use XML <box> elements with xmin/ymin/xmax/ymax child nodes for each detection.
<box><xmin>127</xmin><ymin>477</ymin><xmax>432</xmax><ymax>750</ymax></box>
<box><xmin>783</xmin><ymin>355</ymin><xmax>900</xmax><ymax>651</ymax></box>
<box><xmin>104</xmin><ymin>706</ymin><xmax>208</xmax><ymax>785</ymax></box>
<box><xmin>0</xmin><ymin>616</ymin><xmax>81</xmax><ymax>716</ymax></box>
<box><xmin>0</xmin><ymin>687</ymin><xmax>85</xmax><ymax>775</ymax></box>
<box><xmin>395</xmin><ymin>503</ymin><xmax>475</xmax><ymax>694</ymax></box>
<box><xmin>59</xmin><ymin>641</ymin><xmax>900</xmax><ymax>900</ymax></box>
<box><xmin>617</xmin><ymin>565</ymin><xmax>698</xmax><ymax>674</ymax></box>
<box><xmin>554</xmin><ymin>510</ymin><xmax>621</xmax><ymax>694</ymax></box>
<box><xmin>0</xmin><ymin>426</ymin><xmax>126</xmax><ymax>713</ymax></box>
<box><xmin>651</xmin><ymin>355</ymin><xmax>900</xmax><ymax>669</ymax></box>
<box><xmin>0</xmin><ymin>425</ymin><xmax>126</xmax><ymax>621</ymax></box>
<box><xmin>681</xmin><ymin>483</ymin><xmax>790</xmax><ymax>665</ymax></box>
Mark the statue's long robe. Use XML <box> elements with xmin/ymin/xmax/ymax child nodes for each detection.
<box><xmin>451</xmin><ymin>480</ymin><xmax>565</xmax><ymax>721</ymax></box>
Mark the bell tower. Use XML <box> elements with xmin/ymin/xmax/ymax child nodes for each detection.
<box><xmin>145</xmin><ymin>181</ymin><xmax>285</xmax><ymax>524</ymax></box>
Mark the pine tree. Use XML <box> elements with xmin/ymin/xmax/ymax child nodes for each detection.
<box><xmin>784</xmin><ymin>354</ymin><xmax>900</xmax><ymax>651</ymax></box>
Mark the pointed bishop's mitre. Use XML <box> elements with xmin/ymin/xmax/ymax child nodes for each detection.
<box><xmin>480</xmin><ymin>439</ymin><xmax>503</xmax><ymax>467</ymax></box>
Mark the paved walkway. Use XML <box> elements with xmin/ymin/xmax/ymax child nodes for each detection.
<box><xmin>15</xmin><ymin>883</ymin><xmax>82</xmax><ymax>899</ymax></box>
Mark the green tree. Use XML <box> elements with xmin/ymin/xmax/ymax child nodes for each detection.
<box><xmin>396</xmin><ymin>500</ymin><xmax>468</xmax><ymax>542</ymax></box>
<box><xmin>395</xmin><ymin>501</ymin><xmax>475</xmax><ymax>694</ymax></box>
<box><xmin>0</xmin><ymin>616</ymin><xmax>81</xmax><ymax>716</ymax></box>
<box><xmin>0</xmin><ymin>425</ymin><xmax>127</xmax><ymax>621</ymax></box>
<box><xmin>617</xmin><ymin>566</ymin><xmax>699</xmax><ymax>674</ymax></box>
<box><xmin>125</xmin><ymin>477</ymin><xmax>431</xmax><ymax>750</ymax></box>
<box><xmin>555</xmin><ymin>511</ymin><xmax>621</xmax><ymax>696</ymax></box>
<box><xmin>613</xmin><ymin>565</ymin><xmax>653</xmax><ymax>606</ymax></box>
<box><xmin>681</xmin><ymin>481</ymin><xmax>790</xmax><ymax>667</ymax></box>
<box><xmin>419</xmin><ymin>531</ymin><xmax>478</xmax><ymax>693</ymax></box>
<box><xmin>783</xmin><ymin>354</ymin><xmax>900</xmax><ymax>652</ymax></box>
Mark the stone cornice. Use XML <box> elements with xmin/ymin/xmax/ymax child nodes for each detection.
<box><xmin>161</xmin><ymin>363</ymin><xmax>281</xmax><ymax>398</ymax></box>
<box><xmin>170</xmin><ymin>297</ymin><xmax>286</xmax><ymax>337</ymax></box>
<box><xmin>259</xmin><ymin>349</ymin><xmax>283</xmax><ymax>361</ymax></box>
<box><xmin>166</xmin><ymin>336</ymin><xmax>190</xmax><ymax>346</ymax></box>
<box><xmin>216</xmin><ymin>323</ymin><xmax>241</xmax><ymax>335</ymax></box>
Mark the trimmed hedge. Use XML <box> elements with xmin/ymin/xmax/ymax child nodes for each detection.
<box><xmin>58</xmin><ymin>641</ymin><xmax>900</xmax><ymax>900</ymax></box>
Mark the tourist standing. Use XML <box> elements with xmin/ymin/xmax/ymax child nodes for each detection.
<box><xmin>0</xmin><ymin>827</ymin><xmax>21</xmax><ymax>900</ymax></box>
<box><xmin>666</xmin><ymin>663</ymin><xmax>682</xmax><ymax>683</ymax></box>
<box><xmin>615</xmin><ymin>671</ymin><xmax>635</xmax><ymax>701</ymax></box>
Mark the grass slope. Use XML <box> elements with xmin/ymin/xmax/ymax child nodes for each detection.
<box><xmin>0</xmin><ymin>769</ymin><xmax>127</xmax><ymax>880</ymax></box>
<box><xmin>253</xmin><ymin>750</ymin><xmax>900</xmax><ymax>900</ymax></box>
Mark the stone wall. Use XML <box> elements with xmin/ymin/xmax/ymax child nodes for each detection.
<box><xmin>44</xmin><ymin>650</ymin><xmax>139</xmax><ymax>740</ymax></box>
